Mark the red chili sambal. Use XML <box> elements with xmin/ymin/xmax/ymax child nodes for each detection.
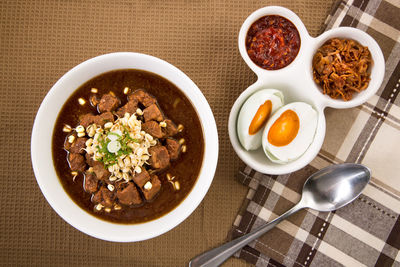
<box><xmin>246</xmin><ymin>15</ymin><xmax>301</xmax><ymax>70</ymax></box>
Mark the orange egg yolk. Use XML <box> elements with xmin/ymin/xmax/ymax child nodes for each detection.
<box><xmin>248</xmin><ymin>100</ymin><xmax>272</xmax><ymax>135</ymax></box>
<box><xmin>268</xmin><ymin>109</ymin><xmax>299</xmax><ymax>146</ymax></box>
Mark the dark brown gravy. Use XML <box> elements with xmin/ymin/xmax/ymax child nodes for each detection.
<box><xmin>52</xmin><ymin>69</ymin><xmax>204</xmax><ymax>224</ymax></box>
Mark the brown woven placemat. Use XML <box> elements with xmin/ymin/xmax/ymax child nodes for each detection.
<box><xmin>0</xmin><ymin>1</ymin><xmax>335</xmax><ymax>266</ymax></box>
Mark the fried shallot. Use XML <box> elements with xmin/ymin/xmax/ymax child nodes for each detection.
<box><xmin>312</xmin><ymin>38</ymin><xmax>372</xmax><ymax>101</ymax></box>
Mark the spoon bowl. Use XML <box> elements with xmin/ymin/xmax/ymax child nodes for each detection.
<box><xmin>302</xmin><ymin>163</ymin><xmax>371</xmax><ymax>212</ymax></box>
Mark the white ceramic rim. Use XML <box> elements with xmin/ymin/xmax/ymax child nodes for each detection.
<box><xmin>31</xmin><ymin>52</ymin><xmax>219</xmax><ymax>242</ymax></box>
<box><xmin>229</xmin><ymin>6</ymin><xmax>385</xmax><ymax>175</ymax></box>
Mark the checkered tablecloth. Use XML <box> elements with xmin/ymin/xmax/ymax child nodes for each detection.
<box><xmin>230</xmin><ymin>0</ymin><xmax>400</xmax><ymax>266</ymax></box>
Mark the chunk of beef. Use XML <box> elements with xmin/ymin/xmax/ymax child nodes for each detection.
<box><xmin>85</xmin><ymin>153</ymin><xmax>96</xmax><ymax>166</ymax></box>
<box><xmin>165</xmin><ymin>138</ymin><xmax>181</xmax><ymax>160</ymax></box>
<box><xmin>92</xmin><ymin>161</ymin><xmax>110</xmax><ymax>180</ymax></box>
<box><xmin>116</xmin><ymin>182</ymin><xmax>142</xmax><ymax>206</ymax></box>
<box><xmin>79</xmin><ymin>113</ymin><xmax>96</xmax><ymax>128</ymax></box>
<box><xmin>132</xmin><ymin>169</ymin><xmax>151</xmax><ymax>188</ymax></box>
<box><xmin>68</xmin><ymin>153</ymin><xmax>86</xmax><ymax>172</ymax></box>
<box><xmin>162</xmin><ymin>119</ymin><xmax>178</xmax><ymax>137</ymax></box>
<box><xmin>84</xmin><ymin>171</ymin><xmax>98</xmax><ymax>193</ymax></box>
<box><xmin>69</xmin><ymin>137</ymin><xmax>87</xmax><ymax>154</ymax></box>
<box><xmin>128</xmin><ymin>90</ymin><xmax>156</xmax><ymax>107</ymax></box>
<box><xmin>98</xmin><ymin>94</ymin><xmax>120</xmax><ymax>113</ymax></box>
<box><xmin>142</xmin><ymin>174</ymin><xmax>161</xmax><ymax>201</ymax></box>
<box><xmin>149</xmin><ymin>146</ymin><xmax>170</xmax><ymax>169</ymax></box>
<box><xmin>115</xmin><ymin>98</ymin><xmax>139</xmax><ymax>117</ymax></box>
<box><xmin>143</xmin><ymin>104</ymin><xmax>163</xmax><ymax>122</ymax></box>
<box><xmin>142</xmin><ymin>121</ymin><xmax>164</xmax><ymax>138</ymax></box>
<box><xmin>91</xmin><ymin>186</ymin><xmax>115</xmax><ymax>208</ymax></box>
<box><xmin>93</xmin><ymin>111</ymin><xmax>114</xmax><ymax>127</ymax></box>
<box><xmin>63</xmin><ymin>134</ymin><xmax>76</xmax><ymax>151</ymax></box>
<box><xmin>89</xmin><ymin>94</ymin><xmax>100</xmax><ymax>107</ymax></box>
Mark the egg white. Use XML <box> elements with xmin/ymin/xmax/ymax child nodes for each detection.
<box><xmin>237</xmin><ymin>89</ymin><xmax>284</xmax><ymax>151</ymax></box>
<box><xmin>262</xmin><ymin>102</ymin><xmax>318</xmax><ymax>163</ymax></box>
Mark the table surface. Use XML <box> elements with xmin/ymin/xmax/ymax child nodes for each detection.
<box><xmin>0</xmin><ymin>0</ymin><xmax>336</xmax><ymax>266</ymax></box>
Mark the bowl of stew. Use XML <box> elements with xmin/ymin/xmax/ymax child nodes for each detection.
<box><xmin>228</xmin><ymin>6</ymin><xmax>384</xmax><ymax>175</ymax></box>
<box><xmin>31</xmin><ymin>52</ymin><xmax>219</xmax><ymax>242</ymax></box>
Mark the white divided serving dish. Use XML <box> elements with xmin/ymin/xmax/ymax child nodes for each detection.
<box><xmin>228</xmin><ymin>6</ymin><xmax>385</xmax><ymax>175</ymax></box>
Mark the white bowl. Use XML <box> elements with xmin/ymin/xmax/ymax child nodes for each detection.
<box><xmin>31</xmin><ymin>52</ymin><xmax>219</xmax><ymax>242</ymax></box>
<box><xmin>228</xmin><ymin>6</ymin><xmax>385</xmax><ymax>175</ymax></box>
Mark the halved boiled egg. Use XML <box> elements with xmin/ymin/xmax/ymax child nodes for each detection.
<box><xmin>262</xmin><ymin>102</ymin><xmax>317</xmax><ymax>163</ymax></box>
<box><xmin>237</xmin><ymin>89</ymin><xmax>284</xmax><ymax>150</ymax></box>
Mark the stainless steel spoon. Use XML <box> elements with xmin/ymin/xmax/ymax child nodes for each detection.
<box><xmin>189</xmin><ymin>163</ymin><xmax>371</xmax><ymax>267</ymax></box>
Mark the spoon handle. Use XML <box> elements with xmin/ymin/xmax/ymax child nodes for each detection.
<box><xmin>189</xmin><ymin>201</ymin><xmax>305</xmax><ymax>267</ymax></box>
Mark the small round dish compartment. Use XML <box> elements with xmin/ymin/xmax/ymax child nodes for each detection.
<box><xmin>229</xmin><ymin>6</ymin><xmax>385</xmax><ymax>175</ymax></box>
<box><xmin>245</xmin><ymin>15</ymin><xmax>301</xmax><ymax>70</ymax></box>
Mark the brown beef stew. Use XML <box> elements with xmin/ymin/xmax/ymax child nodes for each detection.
<box><xmin>52</xmin><ymin>69</ymin><xmax>204</xmax><ymax>224</ymax></box>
